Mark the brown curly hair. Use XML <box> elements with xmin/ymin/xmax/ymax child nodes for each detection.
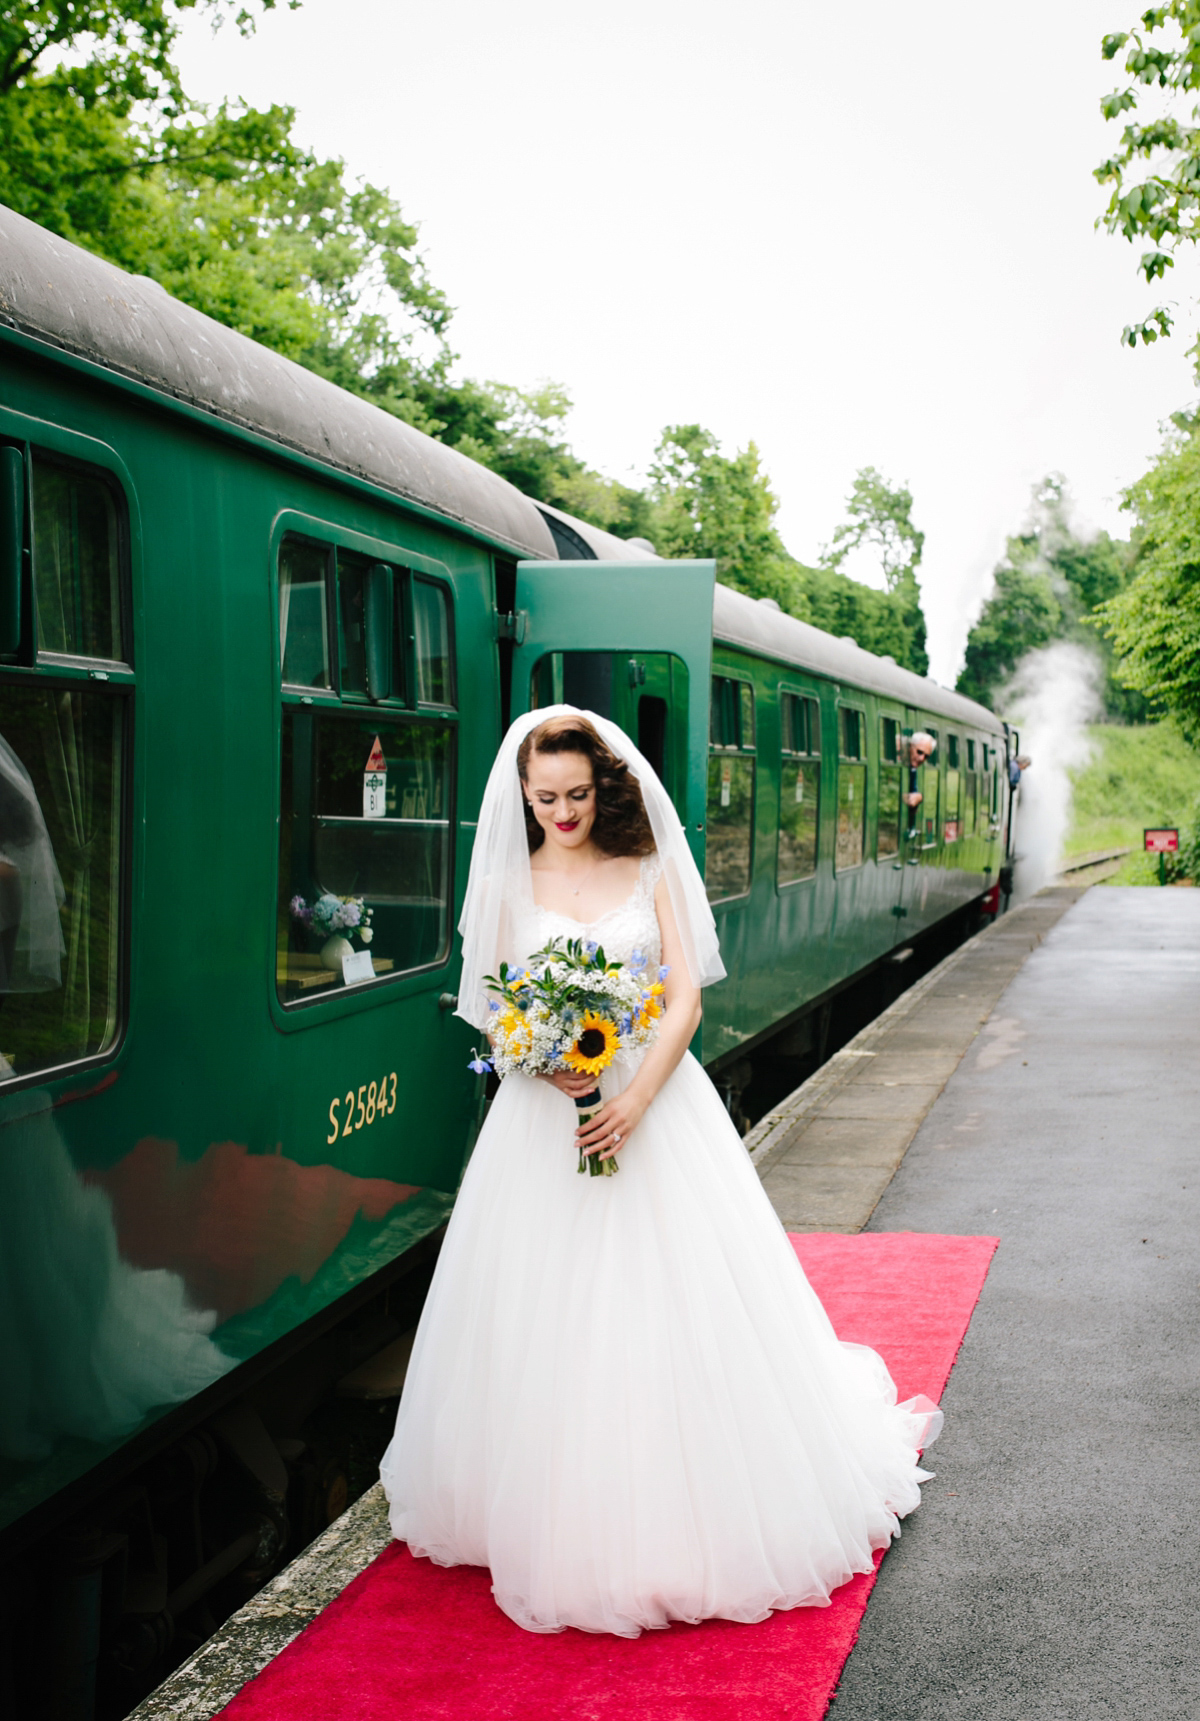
<box><xmin>517</xmin><ymin>715</ymin><xmax>655</xmax><ymax>857</ymax></box>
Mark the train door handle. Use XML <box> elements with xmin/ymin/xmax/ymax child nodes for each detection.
<box><xmin>438</xmin><ymin>993</ymin><xmax>459</xmax><ymax>1010</ymax></box>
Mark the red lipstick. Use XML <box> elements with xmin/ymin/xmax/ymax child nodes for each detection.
<box><xmin>555</xmin><ymin>820</ymin><xmax>579</xmax><ymax>833</ymax></box>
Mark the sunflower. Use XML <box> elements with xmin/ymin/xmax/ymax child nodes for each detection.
<box><xmin>636</xmin><ymin>982</ymin><xmax>666</xmax><ymax>1030</ymax></box>
<box><xmin>563</xmin><ymin>1011</ymin><xmax>620</xmax><ymax>1078</ymax></box>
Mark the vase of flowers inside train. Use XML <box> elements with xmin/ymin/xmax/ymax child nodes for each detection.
<box><xmin>290</xmin><ymin>893</ymin><xmax>375</xmax><ymax>970</ymax></box>
<box><xmin>469</xmin><ymin>937</ymin><xmax>668</xmax><ymax>1177</ymax></box>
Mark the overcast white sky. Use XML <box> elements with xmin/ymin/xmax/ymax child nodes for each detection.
<box><xmin>178</xmin><ymin>0</ymin><xmax>1199</xmax><ymax>685</ymax></box>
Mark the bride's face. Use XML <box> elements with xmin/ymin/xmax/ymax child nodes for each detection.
<box><xmin>523</xmin><ymin>751</ymin><xmax>597</xmax><ymax>851</ymax></box>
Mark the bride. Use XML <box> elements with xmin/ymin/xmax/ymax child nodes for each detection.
<box><xmin>380</xmin><ymin>706</ymin><xmax>941</xmax><ymax>1637</ymax></box>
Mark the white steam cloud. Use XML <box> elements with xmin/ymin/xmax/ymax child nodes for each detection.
<box><xmin>1000</xmin><ymin>641</ymin><xmax>1102</xmax><ymax>897</ymax></box>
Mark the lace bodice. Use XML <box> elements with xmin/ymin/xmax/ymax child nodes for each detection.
<box><xmin>523</xmin><ymin>853</ymin><xmax>663</xmax><ymax>969</ymax></box>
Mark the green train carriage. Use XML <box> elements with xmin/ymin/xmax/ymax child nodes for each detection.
<box><xmin>0</xmin><ymin>205</ymin><xmax>1007</xmax><ymax>1716</ymax></box>
<box><xmin>513</xmin><ymin>557</ymin><xmax>1008</xmax><ymax>1082</ymax></box>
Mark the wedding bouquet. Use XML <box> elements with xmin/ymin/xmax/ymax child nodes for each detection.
<box><xmin>468</xmin><ymin>937</ymin><xmax>668</xmax><ymax>1177</ymax></box>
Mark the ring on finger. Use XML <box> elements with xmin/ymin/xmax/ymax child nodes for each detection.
<box><xmin>612</xmin><ymin>1132</ymin><xmax>622</xmax><ymax>1145</ymax></box>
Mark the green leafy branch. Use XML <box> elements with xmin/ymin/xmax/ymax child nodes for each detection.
<box><xmin>1095</xmin><ymin>2</ymin><xmax>1200</xmax><ymax>347</ymax></box>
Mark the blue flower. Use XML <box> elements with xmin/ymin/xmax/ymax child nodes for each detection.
<box><xmin>629</xmin><ymin>949</ymin><xmax>648</xmax><ymax>973</ymax></box>
<box><xmin>619</xmin><ymin>1012</ymin><xmax>632</xmax><ymax>1034</ymax></box>
<box><xmin>584</xmin><ymin>940</ymin><xmax>599</xmax><ymax>958</ymax></box>
<box><xmin>467</xmin><ymin>1048</ymin><xmax>493</xmax><ymax>1075</ymax></box>
<box><xmin>487</xmin><ymin>999</ymin><xmax>500</xmax><ymax>1013</ymax></box>
<box><xmin>657</xmin><ymin>965</ymin><xmax>671</xmax><ymax>982</ymax></box>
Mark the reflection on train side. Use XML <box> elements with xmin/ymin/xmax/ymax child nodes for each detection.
<box><xmin>0</xmin><ymin>728</ymin><xmax>427</xmax><ymax>1471</ymax></box>
<box><xmin>0</xmin><ymin>1069</ymin><xmax>233</xmax><ymax>1464</ymax></box>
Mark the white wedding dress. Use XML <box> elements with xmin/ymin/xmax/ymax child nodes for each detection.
<box><xmin>380</xmin><ymin>854</ymin><xmax>940</xmax><ymax>1637</ymax></box>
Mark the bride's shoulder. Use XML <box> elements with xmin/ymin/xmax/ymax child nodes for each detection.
<box><xmin>639</xmin><ymin>849</ymin><xmax>664</xmax><ymax>889</ymax></box>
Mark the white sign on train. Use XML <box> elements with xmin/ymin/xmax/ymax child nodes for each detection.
<box><xmin>363</xmin><ymin>734</ymin><xmax>387</xmax><ymax>819</ymax></box>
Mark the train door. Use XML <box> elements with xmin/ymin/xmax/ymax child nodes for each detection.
<box><xmin>901</xmin><ymin>706</ymin><xmax>942</xmax><ymax>934</ymax></box>
<box><xmin>877</xmin><ymin>707</ymin><xmax>910</xmax><ymax>942</ymax></box>
<box><xmin>511</xmin><ymin>560</ymin><xmax>716</xmax><ymax>873</ymax></box>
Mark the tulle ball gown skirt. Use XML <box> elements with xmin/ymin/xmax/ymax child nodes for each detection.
<box><xmin>380</xmin><ymin>1052</ymin><xmax>940</xmax><ymax>1637</ymax></box>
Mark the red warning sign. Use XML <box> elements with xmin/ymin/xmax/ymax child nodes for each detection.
<box><xmin>1144</xmin><ymin>828</ymin><xmax>1179</xmax><ymax>853</ymax></box>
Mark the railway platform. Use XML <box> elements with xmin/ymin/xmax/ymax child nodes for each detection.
<box><xmin>128</xmin><ymin>884</ymin><xmax>1200</xmax><ymax>1721</ymax></box>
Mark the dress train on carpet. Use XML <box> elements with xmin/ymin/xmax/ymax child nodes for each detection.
<box><xmin>380</xmin><ymin>1048</ymin><xmax>940</xmax><ymax>1636</ymax></box>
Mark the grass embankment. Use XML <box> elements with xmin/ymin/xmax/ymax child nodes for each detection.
<box><xmin>1065</xmin><ymin>722</ymin><xmax>1200</xmax><ymax>885</ymax></box>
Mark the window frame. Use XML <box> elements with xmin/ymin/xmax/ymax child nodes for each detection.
<box><xmin>776</xmin><ymin>684</ymin><xmax>822</xmax><ymax>891</ymax></box>
<box><xmin>877</xmin><ymin>710</ymin><xmax>904</xmax><ymax>862</ymax></box>
<box><xmin>0</xmin><ymin>413</ymin><xmax>138</xmax><ymax>1094</ymax></box>
<box><xmin>410</xmin><ymin>572</ymin><xmax>458</xmax><ymax>712</ymax></box>
<box><xmin>704</xmin><ymin>672</ymin><xmax>756</xmax><ymax>905</ymax></box>
<box><xmin>834</xmin><ymin>700</ymin><xmax>868</xmax><ymax>873</ymax></box>
<box><xmin>269</xmin><ymin>511</ymin><xmax>459</xmax><ymax>1029</ymax></box>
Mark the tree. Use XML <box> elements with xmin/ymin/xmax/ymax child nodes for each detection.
<box><xmin>0</xmin><ymin>5</ymin><xmax>942</xmax><ymax>609</ymax></box>
<box><xmin>1094</xmin><ymin>1</ymin><xmax>1200</xmax><ymax>352</ymax></box>
<box><xmin>958</xmin><ymin>475</ymin><xmax>1148</xmax><ymax>719</ymax></box>
<box><xmin>1</xmin><ymin>3</ymin><xmax>460</xmax><ymax>429</ymax></box>
<box><xmin>640</xmin><ymin>428</ymin><xmax>928</xmax><ymax>671</ymax></box>
<box><xmin>437</xmin><ymin>383</ymin><xmax>653</xmax><ymax>535</ymax></box>
<box><xmin>1093</xmin><ymin>431</ymin><xmax>1200</xmax><ymax>740</ymax></box>
<box><xmin>647</xmin><ymin>426</ymin><xmax>791</xmax><ymax>592</ymax></box>
<box><xmin>820</xmin><ymin>467</ymin><xmax>929</xmax><ymax>675</ymax></box>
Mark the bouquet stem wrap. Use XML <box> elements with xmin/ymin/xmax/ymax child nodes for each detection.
<box><xmin>574</xmin><ymin>1089</ymin><xmax>615</xmax><ymax>1177</ymax></box>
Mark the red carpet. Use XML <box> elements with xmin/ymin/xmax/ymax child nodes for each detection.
<box><xmin>220</xmin><ymin>1231</ymin><xmax>997</xmax><ymax>1721</ymax></box>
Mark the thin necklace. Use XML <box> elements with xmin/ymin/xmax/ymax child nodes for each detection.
<box><xmin>563</xmin><ymin>855</ymin><xmax>605</xmax><ymax>896</ymax></box>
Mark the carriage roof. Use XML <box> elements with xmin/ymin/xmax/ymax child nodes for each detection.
<box><xmin>0</xmin><ymin>208</ymin><xmax>997</xmax><ymax>732</ymax></box>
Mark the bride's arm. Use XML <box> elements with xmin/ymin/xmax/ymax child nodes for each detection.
<box><xmin>577</xmin><ymin>873</ymin><xmax>703</xmax><ymax>1163</ymax></box>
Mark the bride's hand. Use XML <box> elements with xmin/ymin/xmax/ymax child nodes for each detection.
<box><xmin>576</xmin><ymin>1090</ymin><xmax>648</xmax><ymax>1162</ymax></box>
<box><xmin>538</xmin><ymin>1070</ymin><xmax>598</xmax><ymax>1100</ymax></box>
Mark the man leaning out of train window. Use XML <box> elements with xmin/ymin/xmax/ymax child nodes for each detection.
<box><xmin>904</xmin><ymin>731</ymin><xmax>936</xmax><ymax>810</ymax></box>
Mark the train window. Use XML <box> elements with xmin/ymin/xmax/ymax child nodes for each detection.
<box><xmin>947</xmin><ymin>734</ymin><xmax>960</xmax><ymax>769</ymax></box>
<box><xmin>276</xmin><ymin>711</ymin><xmax>454</xmax><ymax>1002</ymax></box>
<box><xmin>638</xmin><ymin>695</ymin><xmax>668</xmax><ymax>783</ymax></box>
<box><xmin>710</xmin><ymin>676</ymin><xmax>740</xmax><ymax>748</ymax></box>
<box><xmin>836</xmin><ymin>706</ymin><xmax>867</xmax><ymax>870</ymax></box>
<box><xmin>0</xmin><ymin>683</ymin><xmax>125</xmax><ymax>1081</ymax></box>
<box><xmin>877</xmin><ymin>716</ymin><xmax>902</xmax><ymax>860</ymax></box>
<box><xmin>778</xmin><ymin>692</ymin><xmax>820</xmax><ymax>886</ymax></box>
<box><xmin>966</xmin><ymin>738</ymin><xmax>976</xmax><ymax>771</ymax></box>
<box><xmin>977</xmin><ymin>761</ymin><xmax>992</xmax><ymax>837</ymax></box>
<box><xmin>280</xmin><ymin>538</ymin><xmax>332</xmax><ymax>689</ymax></box>
<box><xmin>839</xmin><ymin>707</ymin><xmax>863</xmax><ymax>760</ymax></box>
<box><xmin>782</xmin><ymin>691</ymin><xmax>819</xmax><ymax>756</ymax></box>
<box><xmin>0</xmin><ymin>450</ymin><xmax>130</xmax><ymax>1086</ymax></box>
<box><xmin>739</xmin><ymin>683</ymin><xmax>756</xmax><ymax>749</ymax></box>
<box><xmin>414</xmin><ymin>578</ymin><xmax>455</xmax><ymax>707</ymax></box>
<box><xmin>944</xmin><ymin>756</ymin><xmax>961</xmax><ymax>842</ymax></box>
<box><xmin>337</xmin><ymin>551</ymin><xmax>370</xmax><ymax>695</ymax></box>
<box><xmin>32</xmin><ymin>453</ymin><xmax>125</xmax><ymax>663</ymax></box>
<box><xmin>916</xmin><ymin>728</ymin><xmax>940</xmax><ymax>845</ymax></box>
<box><xmin>705</xmin><ymin>755</ymin><xmax>754</xmax><ymax>902</ymax></box>
<box><xmin>706</xmin><ymin>676</ymin><xmax>755</xmax><ymax>902</ymax></box>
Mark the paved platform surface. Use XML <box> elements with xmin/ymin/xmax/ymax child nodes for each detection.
<box><xmin>832</xmin><ymin>886</ymin><xmax>1200</xmax><ymax>1720</ymax></box>
<box><xmin>749</xmin><ymin>891</ymin><xmax>1082</xmax><ymax>1233</ymax></box>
